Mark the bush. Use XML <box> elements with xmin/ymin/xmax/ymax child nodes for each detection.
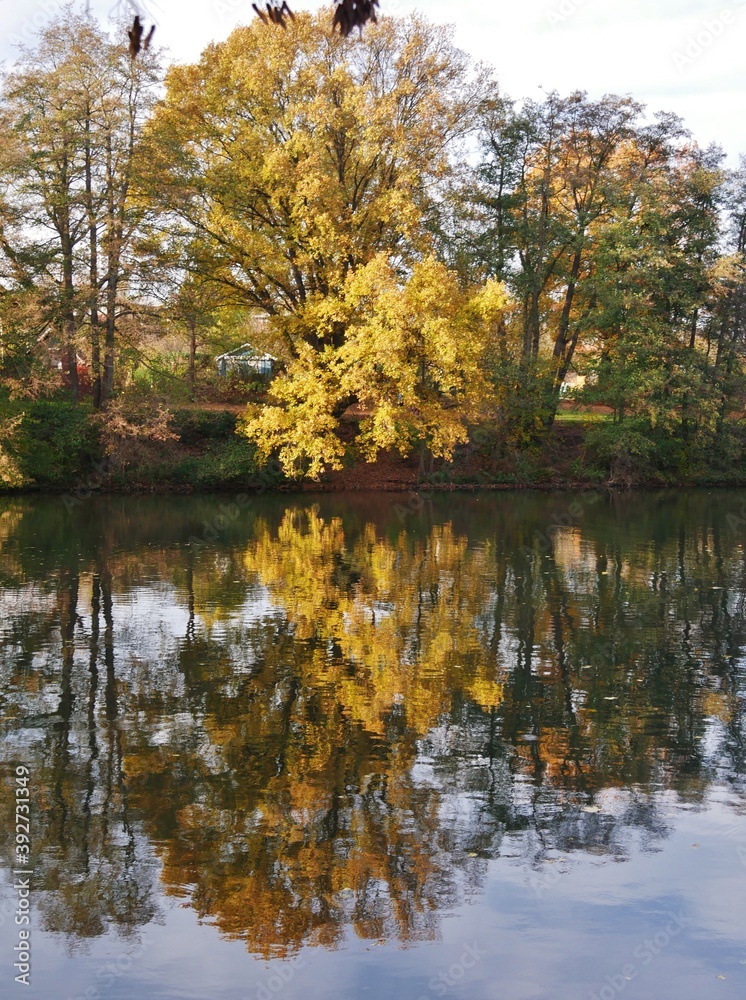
<box><xmin>585</xmin><ymin>422</ymin><xmax>659</xmax><ymax>486</ymax></box>
<box><xmin>171</xmin><ymin>408</ymin><xmax>237</xmax><ymax>443</ymax></box>
<box><xmin>193</xmin><ymin>368</ymin><xmax>268</xmax><ymax>404</ymax></box>
<box><xmin>129</xmin><ymin>359</ymin><xmax>193</xmax><ymax>402</ymax></box>
<box><xmin>168</xmin><ymin>437</ymin><xmax>283</xmax><ymax>489</ymax></box>
<box><xmin>99</xmin><ymin>396</ymin><xmax>179</xmax><ymax>477</ymax></box>
<box><xmin>0</xmin><ymin>399</ymin><xmax>99</xmax><ymax>489</ymax></box>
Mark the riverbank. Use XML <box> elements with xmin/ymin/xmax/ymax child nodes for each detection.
<box><xmin>1</xmin><ymin>399</ymin><xmax>745</xmax><ymax>496</ymax></box>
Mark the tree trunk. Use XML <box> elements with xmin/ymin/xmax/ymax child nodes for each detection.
<box><xmin>524</xmin><ymin>287</ymin><xmax>541</xmax><ymax>359</ymax></box>
<box><xmin>102</xmin><ymin>132</ymin><xmax>119</xmax><ymax>405</ymax></box>
<box><xmin>59</xmin><ymin>148</ymin><xmax>79</xmax><ymax>402</ymax></box>
<box><xmin>103</xmin><ymin>272</ymin><xmax>117</xmax><ymax>403</ymax></box>
<box><xmin>553</xmin><ymin>248</ymin><xmax>582</xmax><ymax>364</ymax></box>
<box><xmin>188</xmin><ymin>315</ymin><xmax>197</xmax><ymax>398</ymax></box>
<box><xmin>85</xmin><ymin>109</ymin><xmax>102</xmax><ymax>408</ymax></box>
<box><xmin>688</xmin><ymin>308</ymin><xmax>698</xmax><ymax>350</ymax></box>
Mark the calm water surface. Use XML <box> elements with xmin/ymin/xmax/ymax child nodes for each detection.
<box><xmin>0</xmin><ymin>490</ymin><xmax>745</xmax><ymax>1000</ymax></box>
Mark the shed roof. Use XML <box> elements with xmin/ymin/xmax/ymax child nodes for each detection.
<box><xmin>215</xmin><ymin>343</ymin><xmax>277</xmax><ymax>362</ymax></box>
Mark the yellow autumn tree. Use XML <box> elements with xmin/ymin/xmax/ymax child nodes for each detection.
<box><xmin>143</xmin><ymin>9</ymin><xmax>499</xmax><ymax>476</ymax></box>
<box><xmin>242</xmin><ymin>257</ymin><xmax>508</xmax><ymax>476</ymax></box>
<box><xmin>144</xmin><ymin>10</ymin><xmax>487</xmax><ymax>329</ymax></box>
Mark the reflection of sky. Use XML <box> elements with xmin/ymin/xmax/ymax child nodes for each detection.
<box><xmin>0</xmin><ymin>0</ymin><xmax>744</xmax><ymax>164</ymax></box>
<box><xmin>0</xmin><ymin>576</ymin><xmax>280</xmax><ymax>725</ymax></box>
<box><xmin>1</xmin><ymin>795</ymin><xmax>744</xmax><ymax>1000</ymax></box>
<box><xmin>113</xmin><ymin>584</ymin><xmax>276</xmax><ymax>638</ymax></box>
<box><xmin>1</xmin><ymin>496</ymin><xmax>745</xmax><ymax>997</ymax></box>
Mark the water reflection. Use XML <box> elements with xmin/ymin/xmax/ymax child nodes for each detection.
<box><xmin>0</xmin><ymin>491</ymin><xmax>744</xmax><ymax>960</ymax></box>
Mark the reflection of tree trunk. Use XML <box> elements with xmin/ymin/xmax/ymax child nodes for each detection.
<box><xmin>276</xmin><ymin>677</ymin><xmax>300</xmax><ymax>776</ymax></box>
<box><xmin>83</xmin><ymin>575</ymin><xmax>101</xmax><ymax>870</ymax></box>
<box><xmin>514</xmin><ymin>551</ymin><xmax>536</xmax><ymax>682</ymax></box>
<box><xmin>543</xmin><ymin>558</ymin><xmax>588</xmax><ymax>792</ymax></box>
<box><xmin>98</xmin><ymin>567</ymin><xmax>134</xmax><ymax>844</ymax></box>
<box><xmin>59</xmin><ymin>570</ymin><xmax>78</xmax><ymax>721</ymax></box>
<box><xmin>507</xmin><ymin>548</ymin><xmax>543</xmax><ymax>792</ymax></box>
<box><xmin>55</xmin><ymin>567</ymin><xmax>79</xmax><ymax>844</ymax></box>
<box><xmin>101</xmin><ymin>570</ymin><xmax>117</xmax><ymax>837</ymax></box>
<box><xmin>489</xmin><ymin>546</ymin><xmax>507</xmax><ymax>658</ymax></box>
<box><xmin>102</xmin><ymin>571</ymin><xmax>116</xmax><ymax>723</ymax></box>
<box><xmin>711</xmin><ymin>519</ymin><xmax>732</xmax><ymax>659</ymax></box>
<box><xmin>185</xmin><ymin>549</ymin><xmax>196</xmax><ymax>644</ymax></box>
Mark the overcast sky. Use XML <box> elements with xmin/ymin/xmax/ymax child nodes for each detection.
<box><xmin>1</xmin><ymin>0</ymin><xmax>744</xmax><ymax>163</ymax></box>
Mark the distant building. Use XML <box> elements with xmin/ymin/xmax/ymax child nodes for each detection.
<box><xmin>559</xmin><ymin>371</ymin><xmax>586</xmax><ymax>395</ymax></box>
<box><xmin>215</xmin><ymin>344</ymin><xmax>277</xmax><ymax>378</ymax></box>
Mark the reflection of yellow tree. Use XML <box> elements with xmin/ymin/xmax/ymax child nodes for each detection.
<box><xmin>2</xmin><ymin>492</ymin><xmax>745</xmax><ymax>958</ymax></box>
<box><xmin>126</xmin><ymin>687</ymin><xmax>464</xmax><ymax>957</ymax></box>
<box><xmin>119</xmin><ymin>510</ymin><xmax>517</xmax><ymax>956</ymax></box>
<box><xmin>242</xmin><ymin>508</ymin><xmax>505</xmax><ymax>737</ymax></box>
<box><xmin>122</xmin><ymin>500</ymin><xmax>746</xmax><ymax>955</ymax></box>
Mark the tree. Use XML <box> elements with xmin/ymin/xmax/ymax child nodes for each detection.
<box><xmin>144</xmin><ymin>10</ymin><xmax>491</xmax><ymax>474</ymax></box>
<box><xmin>0</xmin><ymin>10</ymin><xmax>160</xmax><ymax>404</ymax></box>
<box><xmin>575</xmin><ymin>136</ymin><xmax>728</xmax><ymax>477</ymax></box>
<box><xmin>144</xmin><ymin>11</ymin><xmax>487</xmax><ymax>344</ymax></box>
<box><xmin>458</xmin><ymin>92</ymin><xmax>732</xmax><ymax>447</ymax></box>
<box><xmin>460</xmin><ymin>92</ymin><xmax>641</xmax><ymax>362</ymax></box>
<box><xmin>243</xmin><ymin>255</ymin><xmax>507</xmax><ymax>477</ymax></box>
<box><xmin>134</xmin><ymin>227</ymin><xmax>230</xmax><ymax>398</ymax></box>
<box><xmin>704</xmin><ymin>155</ymin><xmax>746</xmax><ymax>455</ymax></box>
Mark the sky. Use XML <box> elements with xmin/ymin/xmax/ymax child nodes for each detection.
<box><xmin>0</xmin><ymin>0</ymin><xmax>744</xmax><ymax>163</ymax></box>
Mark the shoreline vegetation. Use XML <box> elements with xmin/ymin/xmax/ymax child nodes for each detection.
<box><xmin>1</xmin><ymin>403</ymin><xmax>743</xmax><ymax>500</ymax></box>
<box><xmin>1</xmin><ymin>9</ymin><xmax>744</xmax><ymax>496</ymax></box>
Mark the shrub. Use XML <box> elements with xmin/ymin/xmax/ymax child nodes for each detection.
<box><xmin>585</xmin><ymin>423</ymin><xmax>659</xmax><ymax>486</ymax></box>
<box><xmin>168</xmin><ymin>437</ymin><xmax>283</xmax><ymax>489</ymax></box>
<box><xmin>99</xmin><ymin>397</ymin><xmax>178</xmax><ymax>476</ymax></box>
<box><xmin>171</xmin><ymin>408</ymin><xmax>237</xmax><ymax>443</ymax></box>
<box><xmin>0</xmin><ymin>399</ymin><xmax>99</xmax><ymax>488</ymax></box>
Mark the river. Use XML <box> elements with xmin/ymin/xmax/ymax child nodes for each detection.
<box><xmin>0</xmin><ymin>490</ymin><xmax>745</xmax><ymax>999</ymax></box>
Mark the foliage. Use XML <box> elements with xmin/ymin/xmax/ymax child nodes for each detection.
<box><xmin>169</xmin><ymin>438</ymin><xmax>275</xmax><ymax>489</ymax></box>
<box><xmin>172</xmin><ymin>408</ymin><xmax>238</xmax><ymax>443</ymax></box>
<box><xmin>0</xmin><ymin>10</ymin><xmax>160</xmax><ymax>405</ymax></box>
<box><xmin>0</xmin><ymin>414</ymin><xmax>28</xmax><ymax>487</ymax></box>
<box><xmin>98</xmin><ymin>396</ymin><xmax>178</xmax><ymax>476</ymax></box>
<box><xmin>0</xmin><ymin>9</ymin><xmax>743</xmax><ymax>485</ymax></box>
<box><xmin>438</xmin><ymin>92</ymin><xmax>743</xmax><ymax>444</ymax></box>
<box><xmin>242</xmin><ymin>257</ymin><xmax>507</xmax><ymax>477</ymax></box>
<box><xmin>0</xmin><ymin>399</ymin><xmax>99</xmax><ymax>488</ymax></box>
<box><xmin>144</xmin><ymin>11</ymin><xmax>485</xmax><ymax>331</ymax></box>
<box><xmin>584</xmin><ymin>422</ymin><xmax>659</xmax><ymax>486</ymax></box>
